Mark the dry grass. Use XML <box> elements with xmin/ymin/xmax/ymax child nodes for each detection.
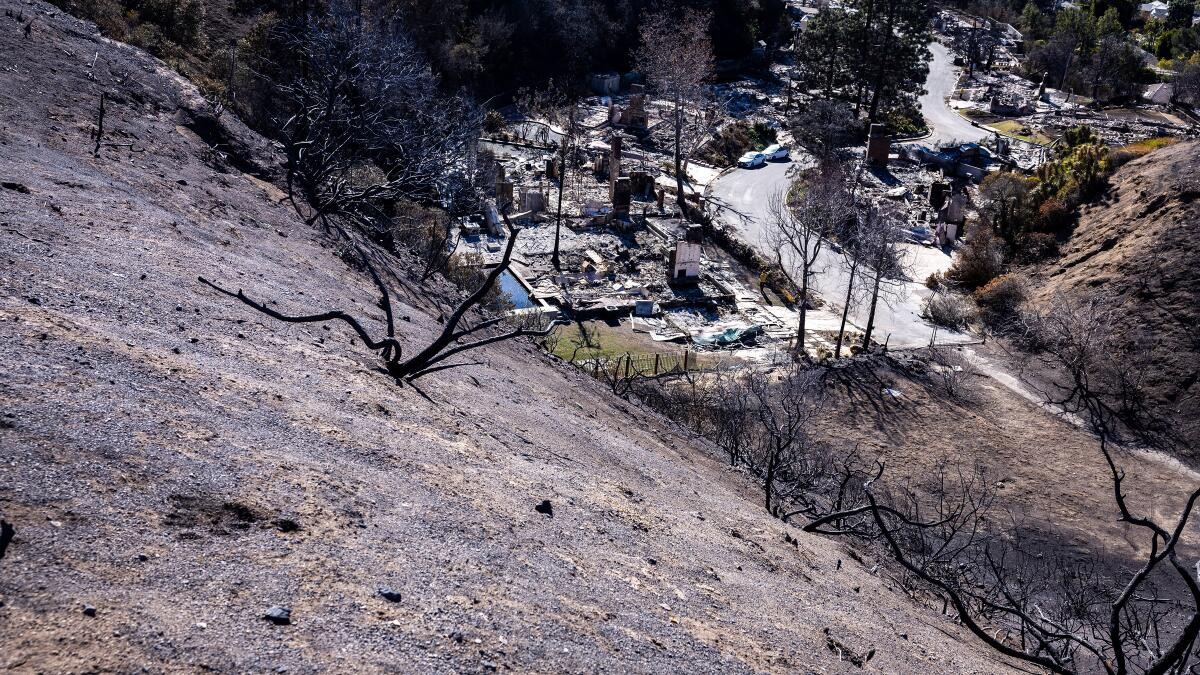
<box><xmin>985</xmin><ymin>119</ymin><xmax>1055</xmax><ymax>145</ymax></box>
<box><xmin>0</xmin><ymin>5</ymin><xmax>1028</xmax><ymax>672</ymax></box>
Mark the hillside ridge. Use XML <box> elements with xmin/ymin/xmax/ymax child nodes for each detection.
<box><xmin>1031</xmin><ymin>140</ymin><xmax>1200</xmax><ymax>452</ymax></box>
<box><xmin>0</xmin><ymin>3</ymin><xmax>1019</xmax><ymax>672</ymax></box>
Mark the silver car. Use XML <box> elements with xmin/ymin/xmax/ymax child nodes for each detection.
<box><xmin>762</xmin><ymin>144</ymin><xmax>790</xmax><ymax>161</ymax></box>
<box><xmin>737</xmin><ymin>151</ymin><xmax>765</xmax><ymax>168</ymax></box>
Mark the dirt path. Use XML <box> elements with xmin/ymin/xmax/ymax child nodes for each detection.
<box><xmin>963</xmin><ymin>342</ymin><xmax>1200</xmax><ymax>484</ymax></box>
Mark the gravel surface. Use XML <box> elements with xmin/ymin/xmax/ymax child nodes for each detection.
<box><xmin>0</xmin><ymin>4</ymin><xmax>1024</xmax><ymax>673</ymax></box>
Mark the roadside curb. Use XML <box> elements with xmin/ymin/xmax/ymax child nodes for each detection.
<box><xmin>703</xmin><ymin>165</ymin><xmax>738</xmax><ymax>202</ymax></box>
<box><xmin>893</xmin><ymin>130</ymin><xmax>934</xmax><ymax>143</ymax></box>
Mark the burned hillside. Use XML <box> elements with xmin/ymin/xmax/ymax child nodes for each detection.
<box><xmin>1028</xmin><ymin>140</ymin><xmax>1200</xmax><ymax>454</ymax></box>
<box><xmin>0</xmin><ymin>2</ymin><xmax>1032</xmax><ymax>672</ymax></box>
<box><xmin>6</xmin><ymin>0</ymin><xmax>1200</xmax><ymax>670</ymax></box>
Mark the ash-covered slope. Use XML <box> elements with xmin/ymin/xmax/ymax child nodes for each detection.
<box><xmin>0</xmin><ymin>4</ymin><xmax>1015</xmax><ymax>672</ymax></box>
<box><xmin>1031</xmin><ymin>141</ymin><xmax>1200</xmax><ymax>453</ymax></box>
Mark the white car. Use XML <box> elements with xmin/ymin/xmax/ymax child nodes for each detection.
<box><xmin>737</xmin><ymin>152</ymin><xmax>765</xmax><ymax>168</ymax></box>
<box><xmin>762</xmin><ymin>144</ymin><xmax>790</xmax><ymax>161</ymax></box>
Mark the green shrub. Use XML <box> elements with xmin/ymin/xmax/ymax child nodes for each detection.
<box><xmin>698</xmin><ymin>121</ymin><xmax>778</xmax><ymax>167</ymax></box>
<box><xmin>136</xmin><ymin>0</ymin><xmax>204</xmax><ymax>46</ymax></box>
<box><xmin>747</xmin><ymin>122</ymin><xmax>778</xmax><ymax>150</ymax></box>
<box><xmin>699</xmin><ymin>122</ymin><xmax>753</xmax><ymax>167</ymax></box>
<box><xmin>126</xmin><ymin>22</ymin><xmax>176</xmax><ymax>58</ymax></box>
<box><xmin>883</xmin><ymin>101</ymin><xmax>928</xmax><ymax>136</ymax></box>
<box><xmin>62</xmin><ymin>0</ymin><xmax>127</xmax><ymax>37</ymax></box>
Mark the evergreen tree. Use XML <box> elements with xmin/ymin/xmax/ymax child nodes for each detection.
<box><xmin>846</xmin><ymin>0</ymin><xmax>932</xmax><ymax>122</ymax></box>
<box><xmin>793</xmin><ymin>0</ymin><xmax>930</xmax><ymax>124</ymax></box>
<box><xmin>793</xmin><ymin>9</ymin><xmax>853</xmax><ymax>99</ymax></box>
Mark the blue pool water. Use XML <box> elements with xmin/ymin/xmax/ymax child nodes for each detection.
<box><xmin>498</xmin><ymin>270</ymin><xmax>535</xmax><ymax>309</ymax></box>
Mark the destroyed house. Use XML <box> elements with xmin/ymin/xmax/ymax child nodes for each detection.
<box><xmin>669</xmin><ymin>225</ymin><xmax>703</xmax><ymax>283</ymax></box>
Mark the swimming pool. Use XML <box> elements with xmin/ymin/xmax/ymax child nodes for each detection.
<box><xmin>498</xmin><ymin>269</ymin><xmax>535</xmax><ymax>310</ymax></box>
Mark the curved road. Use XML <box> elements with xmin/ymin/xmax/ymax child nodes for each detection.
<box><xmin>708</xmin><ymin>41</ymin><xmax>982</xmax><ymax>349</ymax></box>
<box><xmin>921</xmin><ymin>42</ymin><xmax>989</xmax><ymax>147</ymax></box>
<box><xmin>709</xmin><ymin>161</ymin><xmax>962</xmax><ymax>349</ymax></box>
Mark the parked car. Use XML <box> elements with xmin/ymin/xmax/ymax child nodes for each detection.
<box><xmin>762</xmin><ymin>144</ymin><xmax>790</xmax><ymax>161</ymax></box>
<box><xmin>737</xmin><ymin>151</ymin><xmax>765</xmax><ymax>168</ymax></box>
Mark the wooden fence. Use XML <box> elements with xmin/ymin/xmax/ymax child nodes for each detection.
<box><xmin>575</xmin><ymin>350</ymin><xmax>705</xmax><ymax>380</ymax></box>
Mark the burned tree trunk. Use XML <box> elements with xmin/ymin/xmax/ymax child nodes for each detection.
<box><xmin>834</xmin><ymin>256</ymin><xmax>859</xmax><ymax>357</ymax></box>
<box><xmin>92</xmin><ymin>93</ymin><xmax>106</xmax><ymax>157</ymax></box>
<box><xmin>202</xmin><ymin>212</ymin><xmax>563</xmax><ymax>384</ymax></box>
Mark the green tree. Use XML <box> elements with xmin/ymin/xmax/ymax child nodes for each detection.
<box><xmin>1092</xmin><ymin>0</ymin><xmax>1138</xmax><ymax>27</ymax></box>
<box><xmin>793</xmin><ymin>9</ymin><xmax>853</xmax><ymax>99</ymax></box>
<box><xmin>1096</xmin><ymin>7</ymin><xmax>1124</xmax><ymax>38</ymax></box>
<box><xmin>1019</xmin><ymin>2</ymin><xmax>1052</xmax><ymax>40</ymax></box>
<box><xmin>978</xmin><ymin>173</ymin><xmax>1035</xmax><ymax>249</ymax></box>
<box><xmin>1034</xmin><ymin>126</ymin><xmax>1109</xmax><ymax>204</ymax></box>
<box><xmin>844</xmin><ymin>0</ymin><xmax>932</xmax><ymax>122</ymax></box>
<box><xmin>1167</xmin><ymin>0</ymin><xmax>1196</xmax><ymax>28</ymax></box>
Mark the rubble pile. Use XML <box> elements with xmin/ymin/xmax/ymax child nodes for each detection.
<box><xmin>936</xmin><ymin>8</ymin><xmax>1195</xmax><ymax>156</ymax></box>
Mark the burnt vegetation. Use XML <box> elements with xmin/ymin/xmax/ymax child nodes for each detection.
<box><xmin>178</xmin><ymin>8</ymin><xmax>1200</xmax><ymax>668</ymax></box>
<box><xmin>18</xmin><ymin>0</ymin><xmax>1200</xmax><ymax>671</ymax></box>
<box><xmin>620</xmin><ymin>297</ymin><xmax>1200</xmax><ymax>673</ymax></box>
<box><xmin>182</xmin><ymin>5</ymin><xmax>564</xmax><ymax>383</ymax></box>
<box><xmin>200</xmin><ymin>213</ymin><xmax>562</xmax><ymax>383</ymax></box>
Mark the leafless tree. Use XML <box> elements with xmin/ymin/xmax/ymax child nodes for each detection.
<box><xmin>382</xmin><ymin>203</ymin><xmax>459</xmax><ymax>282</ymax></box>
<box><xmin>741</xmin><ymin>365</ymin><xmax>825</xmax><ymax>515</ymax></box>
<box><xmin>201</xmin><ymin>212</ymin><xmax>564</xmax><ymax>383</ymax></box>
<box><xmin>833</xmin><ymin>208</ymin><xmax>870</xmax><ymax>358</ymax></box>
<box><xmin>1174</xmin><ymin>60</ymin><xmax>1200</xmax><ymax>106</ymax></box>
<box><xmin>621</xmin><ymin>294</ymin><xmax>1200</xmax><ymax>673</ymax></box>
<box><xmin>267</xmin><ymin>9</ymin><xmax>481</xmax><ymax>228</ymax></box>
<box><xmin>928</xmin><ymin>345</ymin><xmax>975</xmax><ymax>401</ymax></box>
<box><xmin>1021</xmin><ymin>294</ymin><xmax>1163</xmax><ymax>447</ymax></box>
<box><xmin>953</xmin><ymin>17</ymin><xmax>1000</xmax><ymax>76</ymax></box>
<box><xmin>708</xmin><ymin>365</ymin><xmax>757</xmax><ymax>466</ymax></box>
<box><xmin>857</xmin><ymin>203</ymin><xmax>907</xmax><ymax>351</ymax></box>
<box><xmin>637</xmin><ymin>8</ymin><xmax>715</xmax><ymax>220</ymax></box>
<box><xmin>767</xmin><ymin>164</ymin><xmax>853</xmax><ymax>355</ymax></box>
<box><xmin>592</xmin><ymin>353</ymin><xmax>651</xmax><ymax>398</ymax></box>
<box><xmin>822</xmin><ymin>295</ymin><xmax>1200</xmax><ymax>674</ymax></box>
<box><xmin>1085</xmin><ymin>35</ymin><xmax>1143</xmax><ymax>102</ymax></box>
<box><xmin>566</xmin><ymin>320</ymin><xmax>599</xmax><ymax>363</ymax></box>
<box><xmin>518</xmin><ymin>84</ymin><xmax>586</xmax><ymax>271</ymax></box>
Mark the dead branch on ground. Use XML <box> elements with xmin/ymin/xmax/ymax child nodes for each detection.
<box><xmin>201</xmin><ymin>212</ymin><xmax>564</xmax><ymax>383</ymax></box>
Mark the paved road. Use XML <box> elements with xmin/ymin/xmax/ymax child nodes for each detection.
<box><xmin>709</xmin><ymin>160</ymin><xmax>964</xmax><ymax>349</ymax></box>
<box><xmin>920</xmin><ymin>42</ymin><xmax>989</xmax><ymax>147</ymax></box>
<box><xmin>706</xmin><ymin>43</ymin><xmax>983</xmax><ymax>349</ymax></box>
